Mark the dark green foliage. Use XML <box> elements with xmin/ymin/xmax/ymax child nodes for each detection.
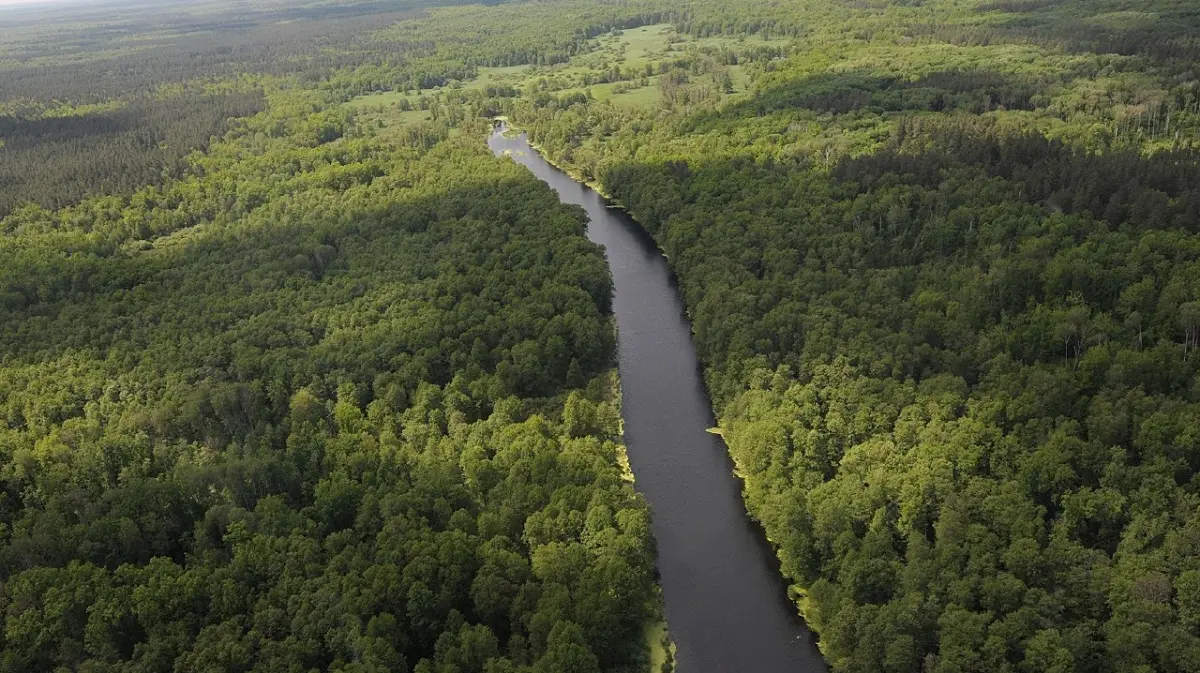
<box><xmin>0</xmin><ymin>90</ymin><xmax>265</xmax><ymax>218</ymax></box>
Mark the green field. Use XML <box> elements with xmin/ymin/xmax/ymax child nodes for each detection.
<box><xmin>644</xmin><ymin>620</ymin><xmax>675</xmax><ymax>673</ymax></box>
<box><xmin>344</xmin><ymin>90</ymin><xmax>415</xmax><ymax>108</ymax></box>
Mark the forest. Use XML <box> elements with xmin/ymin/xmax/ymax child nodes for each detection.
<box><xmin>513</xmin><ymin>1</ymin><xmax>1200</xmax><ymax>672</ymax></box>
<box><xmin>2</xmin><ymin>0</ymin><xmax>1200</xmax><ymax>672</ymax></box>
<box><xmin>0</xmin><ymin>2</ymin><xmax>663</xmax><ymax>672</ymax></box>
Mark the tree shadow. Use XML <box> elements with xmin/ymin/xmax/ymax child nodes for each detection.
<box><xmin>832</xmin><ymin>118</ymin><xmax>1200</xmax><ymax>234</ymax></box>
<box><xmin>686</xmin><ymin>67</ymin><xmax>1046</xmax><ymax>133</ymax></box>
<box><xmin>595</xmin><ymin>118</ymin><xmax>1200</xmax><ymax>393</ymax></box>
<box><xmin>0</xmin><ymin>158</ymin><xmax>615</xmax><ymax>444</ymax></box>
<box><xmin>912</xmin><ymin>0</ymin><xmax>1200</xmax><ymax>65</ymax></box>
<box><xmin>0</xmin><ymin>90</ymin><xmax>264</xmax><ymax>216</ymax></box>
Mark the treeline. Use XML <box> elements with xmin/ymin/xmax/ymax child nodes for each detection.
<box><xmin>326</xmin><ymin>0</ymin><xmax>813</xmax><ymax>101</ymax></box>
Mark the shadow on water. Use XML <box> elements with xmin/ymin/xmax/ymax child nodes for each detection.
<box><xmin>598</xmin><ymin>189</ymin><xmax>807</xmax><ymax>630</ymax></box>
<box><xmin>489</xmin><ymin>123</ymin><xmax>827</xmax><ymax>673</ymax></box>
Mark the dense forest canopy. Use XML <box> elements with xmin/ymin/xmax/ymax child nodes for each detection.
<box><xmin>511</xmin><ymin>2</ymin><xmax>1200</xmax><ymax>673</ymax></box>
<box><xmin>2</xmin><ymin>0</ymin><xmax>1200</xmax><ymax>672</ymax></box>
<box><xmin>0</xmin><ymin>2</ymin><xmax>665</xmax><ymax>672</ymax></box>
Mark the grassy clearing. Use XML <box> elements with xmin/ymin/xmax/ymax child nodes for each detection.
<box><xmin>461</xmin><ymin>64</ymin><xmax>531</xmax><ymax>89</ymax></box>
<box><xmin>345</xmin><ymin>90</ymin><xmax>417</xmax><ymax>108</ymax></box>
<box><xmin>607</xmin><ymin>84</ymin><xmax>664</xmax><ymax>108</ymax></box>
<box><xmin>644</xmin><ymin>619</ymin><xmax>675</xmax><ymax>673</ymax></box>
<box><xmin>603</xmin><ymin>23</ymin><xmax>676</xmax><ymax>70</ymax></box>
<box><xmin>347</xmin><ymin>104</ymin><xmax>433</xmax><ymax>139</ymax></box>
<box><xmin>391</xmin><ymin>109</ymin><xmax>434</xmax><ymax>125</ymax></box>
<box><xmin>727</xmin><ymin>64</ymin><xmax>753</xmax><ymax>93</ymax></box>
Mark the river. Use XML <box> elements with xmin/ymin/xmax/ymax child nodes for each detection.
<box><xmin>489</xmin><ymin>124</ymin><xmax>827</xmax><ymax>673</ymax></box>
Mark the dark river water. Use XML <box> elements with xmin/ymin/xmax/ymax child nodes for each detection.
<box><xmin>490</xmin><ymin>125</ymin><xmax>827</xmax><ymax>673</ymax></box>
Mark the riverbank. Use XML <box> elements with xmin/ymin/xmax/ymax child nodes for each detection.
<box><xmin>497</xmin><ymin>121</ymin><xmax>821</xmax><ymax>651</ymax></box>
<box><xmin>489</xmin><ymin>124</ymin><xmax>826</xmax><ymax>673</ymax></box>
<box><xmin>604</xmin><ymin>367</ymin><xmax>677</xmax><ymax>673</ymax></box>
<box><xmin>493</xmin><ymin>117</ymin><xmax>619</xmax><ymax>201</ymax></box>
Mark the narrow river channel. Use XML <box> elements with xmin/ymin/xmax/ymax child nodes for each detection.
<box><xmin>490</xmin><ymin>125</ymin><xmax>827</xmax><ymax>673</ymax></box>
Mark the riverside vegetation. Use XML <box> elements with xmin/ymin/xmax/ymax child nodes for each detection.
<box><xmin>2</xmin><ymin>1</ymin><xmax>1200</xmax><ymax>673</ymax></box>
